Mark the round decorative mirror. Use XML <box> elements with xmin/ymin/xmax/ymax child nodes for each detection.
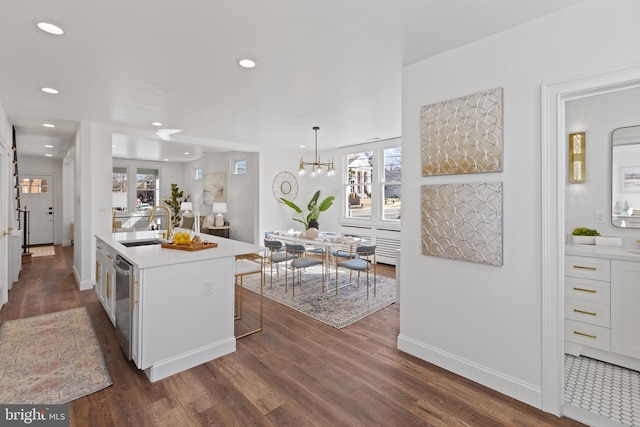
<box><xmin>272</xmin><ymin>171</ymin><xmax>298</xmax><ymax>202</ymax></box>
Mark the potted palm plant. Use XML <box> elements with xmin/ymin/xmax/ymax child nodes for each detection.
<box><xmin>281</xmin><ymin>190</ymin><xmax>335</xmax><ymax>236</ymax></box>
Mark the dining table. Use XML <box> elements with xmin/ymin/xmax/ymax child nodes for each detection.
<box><xmin>268</xmin><ymin>230</ymin><xmax>364</xmax><ymax>274</ymax></box>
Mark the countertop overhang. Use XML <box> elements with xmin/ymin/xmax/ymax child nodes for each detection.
<box><xmin>566</xmin><ymin>243</ymin><xmax>640</xmax><ymax>262</ymax></box>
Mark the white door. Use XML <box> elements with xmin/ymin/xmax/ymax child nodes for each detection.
<box><xmin>20</xmin><ymin>174</ymin><xmax>54</xmax><ymax>245</ymax></box>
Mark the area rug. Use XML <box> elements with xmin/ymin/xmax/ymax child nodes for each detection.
<box><xmin>29</xmin><ymin>245</ymin><xmax>55</xmax><ymax>257</ymax></box>
<box><xmin>0</xmin><ymin>307</ymin><xmax>112</xmax><ymax>404</ymax></box>
<box><xmin>242</xmin><ymin>265</ymin><xmax>397</xmax><ymax>329</ymax></box>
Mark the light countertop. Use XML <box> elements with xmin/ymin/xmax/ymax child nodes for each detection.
<box><xmin>566</xmin><ymin>243</ymin><xmax>640</xmax><ymax>262</ymax></box>
<box><xmin>96</xmin><ymin>229</ymin><xmax>262</xmax><ymax>268</ymax></box>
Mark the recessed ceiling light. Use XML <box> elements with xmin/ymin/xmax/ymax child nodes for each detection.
<box><xmin>44</xmin><ymin>144</ymin><xmax>54</xmax><ymax>148</ymax></box>
<box><xmin>44</xmin><ymin>154</ymin><xmax>53</xmax><ymax>157</ymax></box>
<box><xmin>41</xmin><ymin>87</ymin><xmax>59</xmax><ymax>94</ymax></box>
<box><xmin>152</xmin><ymin>122</ymin><xmax>163</xmax><ymax>126</ymax></box>
<box><xmin>184</xmin><ymin>152</ymin><xmax>190</xmax><ymax>155</ymax></box>
<box><xmin>163</xmin><ymin>159</ymin><xmax>169</xmax><ymax>162</ymax></box>
<box><xmin>42</xmin><ymin>123</ymin><xmax>55</xmax><ymax>128</ymax></box>
<box><xmin>238</xmin><ymin>59</ymin><xmax>256</xmax><ymax>68</ymax></box>
<box><xmin>299</xmin><ymin>145</ymin><xmax>306</xmax><ymax>148</ymax></box>
<box><xmin>37</xmin><ymin>22</ymin><xmax>65</xmax><ymax>36</ymax></box>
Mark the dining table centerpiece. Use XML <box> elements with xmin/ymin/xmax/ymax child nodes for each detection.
<box><xmin>281</xmin><ymin>190</ymin><xmax>334</xmax><ymax>238</ymax></box>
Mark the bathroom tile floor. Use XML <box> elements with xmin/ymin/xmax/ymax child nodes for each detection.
<box><xmin>565</xmin><ymin>354</ymin><xmax>640</xmax><ymax>426</ymax></box>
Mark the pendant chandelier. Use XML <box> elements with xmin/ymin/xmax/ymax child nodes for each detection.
<box><xmin>298</xmin><ymin>126</ymin><xmax>336</xmax><ymax>177</ymax></box>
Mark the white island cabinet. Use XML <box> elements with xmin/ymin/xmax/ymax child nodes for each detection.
<box><xmin>565</xmin><ymin>244</ymin><xmax>640</xmax><ymax>371</ymax></box>
<box><xmin>95</xmin><ymin>230</ymin><xmax>261</xmax><ymax>382</ymax></box>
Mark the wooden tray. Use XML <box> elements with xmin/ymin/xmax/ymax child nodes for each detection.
<box><xmin>161</xmin><ymin>242</ymin><xmax>218</xmax><ymax>251</ymax></box>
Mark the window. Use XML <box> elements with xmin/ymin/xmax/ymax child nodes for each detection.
<box><xmin>233</xmin><ymin>159</ymin><xmax>247</xmax><ymax>175</ymax></box>
<box><xmin>112</xmin><ymin>167</ymin><xmax>127</xmax><ymax>211</ymax></box>
<box><xmin>383</xmin><ymin>147</ymin><xmax>401</xmax><ymax>220</ymax></box>
<box><xmin>20</xmin><ymin>178</ymin><xmax>48</xmax><ymax>194</ymax></box>
<box><xmin>193</xmin><ymin>167</ymin><xmax>203</xmax><ymax>180</ymax></box>
<box><xmin>343</xmin><ymin>144</ymin><xmax>401</xmax><ymax>222</ymax></box>
<box><xmin>345</xmin><ymin>151</ymin><xmax>373</xmax><ymax>219</ymax></box>
<box><xmin>136</xmin><ymin>168</ymin><xmax>159</xmax><ymax>213</ymax></box>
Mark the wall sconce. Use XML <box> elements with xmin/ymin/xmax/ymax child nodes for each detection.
<box><xmin>569</xmin><ymin>132</ymin><xmax>586</xmax><ymax>183</ymax></box>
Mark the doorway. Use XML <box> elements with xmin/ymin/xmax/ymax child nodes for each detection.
<box><xmin>20</xmin><ymin>174</ymin><xmax>54</xmax><ymax>245</ymax></box>
<box><xmin>541</xmin><ymin>65</ymin><xmax>640</xmax><ymax>422</ymax></box>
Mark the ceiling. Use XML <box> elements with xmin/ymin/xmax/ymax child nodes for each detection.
<box><xmin>0</xmin><ymin>0</ymin><xmax>582</xmax><ymax>162</ymax></box>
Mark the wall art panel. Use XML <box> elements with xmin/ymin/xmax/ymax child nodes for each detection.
<box><xmin>203</xmin><ymin>172</ymin><xmax>225</xmax><ymax>205</ymax></box>
<box><xmin>421</xmin><ymin>182</ymin><xmax>503</xmax><ymax>266</ymax></box>
<box><xmin>421</xmin><ymin>87</ymin><xmax>503</xmax><ymax>176</ymax></box>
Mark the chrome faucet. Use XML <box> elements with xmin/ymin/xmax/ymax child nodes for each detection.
<box><xmin>148</xmin><ymin>205</ymin><xmax>173</xmax><ymax>241</ymax></box>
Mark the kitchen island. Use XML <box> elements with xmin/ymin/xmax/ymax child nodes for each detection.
<box><xmin>95</xmin><ymin>230</ymin><xmax>262</xmax><ymax>382</ymax></box>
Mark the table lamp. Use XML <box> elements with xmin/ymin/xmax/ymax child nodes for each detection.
<box><xmin>212</xmin><ymin>202</ymin><xmax>227</xmax><ymax>227</ymax></box>
<box><xmin>180</xmin><ymin>202</ymin><xmax>193</xmax><ymax>214</ymax></box>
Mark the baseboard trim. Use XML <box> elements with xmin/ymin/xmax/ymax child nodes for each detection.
<box><xmin>73</xmin><ymin>265</ymin><xmax>93</xmax><ymax>291</ymax></box>
<box><xmin>144</xmin><ymin>337</ymin><xmax>236</xmax><ymax>382</ymax></box>
<box><xmin>397</xmin><ymin>334</ymin><xmax>542</xmax><ymax>409</ymax></box>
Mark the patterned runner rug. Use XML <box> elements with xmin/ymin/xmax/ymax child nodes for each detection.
<box><xmin>0</xmin><ymin>307</ymin><xmax>112</xmax><ymax>404</ymax></box>
<box><xmin>241</xmin><ymin>265</ymin><xmax>397</xmax><ymax>329</ymax></box>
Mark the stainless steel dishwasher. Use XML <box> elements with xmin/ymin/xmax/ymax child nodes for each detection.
<box><xmin>114</xmin><ymin>255</ymin><xmax>133</xmax><ymax>360</ymax></box>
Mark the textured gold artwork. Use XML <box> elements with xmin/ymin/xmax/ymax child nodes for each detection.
<box><xmin>421</xmin><ymin>182</ymin><xmax>503</xmax><ymax>266</ymax></box>
<box><xmin>421</xmin><ymin>87</ymin><xmax>503</xmax><ymax>176</ymax></box>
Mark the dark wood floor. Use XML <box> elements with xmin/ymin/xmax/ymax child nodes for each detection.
<box><xmin>1</xmin><ymin>245</ymin><xmax>584</xmax><ymax>426</ymax></box>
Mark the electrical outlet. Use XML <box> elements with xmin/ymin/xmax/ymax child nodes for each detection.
<box><xmin>595</xmin><ymin>210</ymin><xmax>605</xmax><ymax>224</ymax></box>
<box><xmin>203</xmin><ymin>280</ymin><xmax>214</xmax><ymax>296</ymax></box>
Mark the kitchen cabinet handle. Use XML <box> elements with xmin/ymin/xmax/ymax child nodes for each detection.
<box><xmin>573</xmin><ymin>308</ymin><xmax>597</xmax><ymax>316</ymax></box>
<box><xmin>95</xmin><ymin>261</ymin><xmax>100</xmax><ymax>282</ymax></box>
<box><xmin>573</xmin><ymin>287</ymin><xmax>597</xmax><ymax>293</ymax></box>
<box><xmin>97</xmin><ymin>245</ymin><xmax>104</xmax><ymax>250</ymax></box>
<box><xmin>573</xmin><ymin>331</ymin><xmax>597</xmax><ymax>339</ymax></box>
<box><xmin>106</xmin><ymin>272</ymin><xmax>111</xmax><ymax>298</ymax></box>
<box><xmin>131</xmin><ymin>274</ymin><xmax>135</xmax><ymax>312</ymax></box>
<box><xmin>106</xmin><ymin>254</ymin><xmax>114</xmax><ymax>260</ymax></box>
<box><xmin>572</xmin><ymin>265</ymin><xmax>597</xmax><ymax>271</ymax></box>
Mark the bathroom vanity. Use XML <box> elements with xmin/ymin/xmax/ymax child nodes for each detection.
<box><xmin>565</xmin><ymin>244</ymin><xmax>640</xmax><ymax>371</ymax></box>
<box><xmin>95</xmin><ymin>230</ymin><xmax>261</xmax><ymax>382</ymax></box>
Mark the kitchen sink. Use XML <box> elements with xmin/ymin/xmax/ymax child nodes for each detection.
<box><xmin>119</xmin><ymin>239</ymin><xmax>165</xmax><ymax>247</ymax></box>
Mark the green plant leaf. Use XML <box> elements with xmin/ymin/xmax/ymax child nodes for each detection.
<box><xmin>280</xmin><ymin>198</ymin><xmax>302</xmax><ymax>213</ymax></box>
<box><xmin>318</xmin><ymin>196</ymin><xmax>335</xmax><ymax>212</ymax></box>
<box><xmin>307</xmin><ymin>190</ymin><xmax>320</xmax><ymax>212</ymax></box>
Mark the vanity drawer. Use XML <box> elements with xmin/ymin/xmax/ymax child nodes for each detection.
<box><xmin>564</xmin><ymin>276</ymin><xmax>610</xmax><ymax>304</ymax></box>
<box><xmin>565</xmin><ymin>298</ymin><xmax>610</xmax><ymax>328</ymax></box>
<box><xmin>565</xmin><ymin>255</ymin><xmax>610</xmax><ymax>281</ymax></box>
<box><xmin>565</xmin><ymin>319</ymin><xmax>610</xmax><ymax>351</ymax></box>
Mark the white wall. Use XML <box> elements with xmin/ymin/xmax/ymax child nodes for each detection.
<box><xmin>62</xmin><ymin>150</ymin><xmax>74</xmax><ymax>246</ymax></box>
<box><xmin>185</xmin><ymin>151</ymin><xmax>259</xmax><ymax>243</ymax></box>
<box><xmin>565</xmin><ymin>87</ymin><xmax>640</xmax><ymax>246</ymax></box>
<box><xmin>399</xmin><ymin>0</ymin><xmax>640</xmax><ymax>410</ymax></box>
<box><xmin>258</xmin><ymin>147</ymin><xmax>344</xmax><ymax>241</ymax></box>
<box><xmin>72</xmin><ymin>122</ymin><xmax>112</xmax><ymax>290</ymax></box>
